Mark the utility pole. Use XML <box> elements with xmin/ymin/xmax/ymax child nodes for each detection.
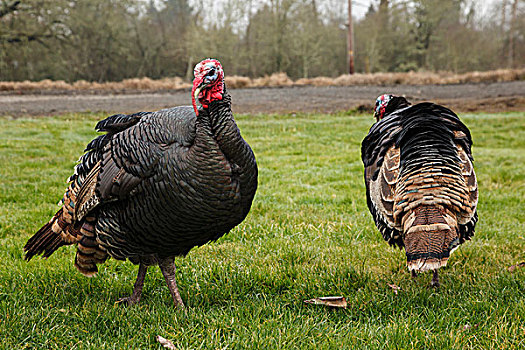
<box><xmin>347</xmin><ymin>0</ymin><xmax>355</xmax><ymax>74</ymax></box>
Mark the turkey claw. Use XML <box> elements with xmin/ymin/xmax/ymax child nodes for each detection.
<box><xmin>429</xmin><ymin>281</ymin><xmax>440</xmax><ymax>289</ymax></box>
<box><xmin>115</xmin><ymin>296</ymin><xmax>140</xmax><ymax>306</ymax></box>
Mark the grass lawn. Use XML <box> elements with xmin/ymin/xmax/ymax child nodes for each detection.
<box><xmin>0</xmin><ymin>110</ymin><xmax>523</xmax><ymax>349</ymax></box>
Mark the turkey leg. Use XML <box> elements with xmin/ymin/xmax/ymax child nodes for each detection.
<box><xmin>159</xmin><ymin>257</ymin><xmax>185</xmax><ymax>308</ymax></box>
<box><xmin>430</xmin><ymin>269</ymin><xmax>440</xmax><ymax>288</ymax></box>
<box><xmin>117</xmin><ymin>263</ymin><xmax>148</xmax><ymax>305</ymax></box>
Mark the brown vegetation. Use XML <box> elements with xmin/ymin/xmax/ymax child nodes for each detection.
<box><xmin>0</xmin><ymin>77</ymin><xmax>191</xmax><ymax>93</ymax></box>
<box><xmin>1</xmin><ymin>69</ymin><xmax>524</xmax><ymax>94</ymax></box>
<box><xmin>297</xmin><ymin>69</ymin><xmax>525</xmax><ymax>86</ymax></box>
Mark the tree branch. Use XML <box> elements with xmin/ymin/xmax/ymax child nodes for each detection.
<box><xmin>3</xmin><ymin>33</ymin><xmax>54</xmax><ymax>44</ymax></box>
<box><xmin>0</xmin><ymin>0</ymin><xmax>20</xmax><ymax>18</ymax></box>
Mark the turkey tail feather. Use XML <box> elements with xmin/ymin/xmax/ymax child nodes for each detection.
<box><xmin>404</xmin><ymin>205</ymin><xmax>459</xmax><ymax>272</ymax></box>
<box><xmin>24</xmin><ymin>209</ymin><xmax>66</xmax><ymax>261</ymax></box>
<box><xmin>74</xmin><ymin>226</ymin><xmax>108</xmax><ymax>277</ymax></box>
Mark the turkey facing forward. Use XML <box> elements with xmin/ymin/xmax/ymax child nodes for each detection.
<box><xmin>24</xmin><ymin>59</ymin><xmax>258</xmax><ymax>307</ymax></box>
<box><xmin>361</xmin><ymin>95</ymin><xmax>478</xmax><ymax>287</ymax></box>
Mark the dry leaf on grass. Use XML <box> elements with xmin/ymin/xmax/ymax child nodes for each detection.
<box><xmin>508</xmin><ymin>262</ymin><xmax>525</xmax><ymax>272</ymax></box>
<box><xmin>388</xmin><ymin>284</ymin><xmax>401</xmax><ymax>295</ymax></box>
<box><xmin>157</xmin><ymin>335</ymin><xmax>176</xmax><ymax>349</ymax></box>
<box><xmin>304</xmin><ymin>296</ymin><xmax>348</xmax><ymax>309</ymax></box>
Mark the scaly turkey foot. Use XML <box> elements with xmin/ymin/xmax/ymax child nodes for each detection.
<box><xmin>116</xmin><ymin>295</ymin><xmax>140</xmax><ymax>306</ymax></box>
<box><xmin>430</xmin><ymin>269</ymin><xmax>440</xmax><ymax>288</ymax></box>
<box><xmin>159</xmin><ymin>257</ymin><xmax>186</xmax><ymax>309</ymax></box>
<box><xmin>116</xmin><ymin>263</ymin><xmax>148</xmax><ymax>305</ymax></box>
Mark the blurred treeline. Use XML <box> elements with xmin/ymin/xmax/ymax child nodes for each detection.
<box><xmin>1</xmin><ymin>0</ymin><xmax>523</xmax><ymax>82</ymax></box>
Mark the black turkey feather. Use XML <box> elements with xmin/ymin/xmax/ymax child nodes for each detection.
<box><xmin>25</xmin><ymin>59</ymin><xmax>258</xmax><ymax>307</ymax></box>
<box><xmin>362</xmin><ymin>95</ymin><xmax>478</xmax><ymax>287</ymax></box>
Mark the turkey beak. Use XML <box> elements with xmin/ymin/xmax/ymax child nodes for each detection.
<box><xmin>193</xmin><ymin>82</ymin><xmax>208</xmax><ymax>103</ymax></box>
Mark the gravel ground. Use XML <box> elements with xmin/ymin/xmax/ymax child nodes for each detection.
<box><xmin>1</xmin><ymin>81</ymin><xmax>524</xmax><ymax>117</ymax></box>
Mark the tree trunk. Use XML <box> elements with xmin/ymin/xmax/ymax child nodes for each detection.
<box><xmin>501</xmin><ymin>0</ymin><xmax>507</xmax><ymax>30</ymax></box>
<box><xmin>508</xmin><ymin>0</ymin><xmax>518</xmax><ymax>68</ymax></box>
<box><xmin>185</xmin><ymin>55</ymin><xmax>194</xmax><ymax>81</ymax></box>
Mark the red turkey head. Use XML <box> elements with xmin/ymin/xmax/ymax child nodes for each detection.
<box><xmin>374</xmin><ymin>94</ymin><xmax>411</xmax><ymax>121</ymax></box>
<box><xmin>192</xmin><ymin>58</ymin><xmax>225</xmax><ymax>116</ymax></box>
<box><xmin>374</xmin><ymin>94</ymin><xmax>393</xmax><ymax>121</ymax></box>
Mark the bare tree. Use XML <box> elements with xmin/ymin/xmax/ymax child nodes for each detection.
<box><xmin>1</xmin><ymin>0</ymin><xmax>523</xmax><ymax>82</ymax></box>
<box><xmin>347</xmin><ymin>0</ymin><xmax>354</xmax><ymax>74</ymax></box>
<box><xmin>0</xmin><ymin>0</ymin><xmax>69</xmax><ymax>45</ymax></box>
<box><xmin>508</xmin><ymin>0</ymin><xmax>519</xmax><ymax>67</ymax></box>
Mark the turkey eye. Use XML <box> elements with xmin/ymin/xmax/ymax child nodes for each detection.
<box><xmin>207</xmin><ymin>69</ymin><xmax>215</xmax><ymax>76</ymax></box>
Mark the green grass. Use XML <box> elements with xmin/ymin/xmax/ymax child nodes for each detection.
<box><xmin>0</xmin><ymin>111</ymin><xmax>523</xmax><ymax>349</ymax></box>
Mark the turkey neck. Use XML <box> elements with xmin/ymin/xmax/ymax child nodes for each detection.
<box><xmin>195</xmin><ymin>89</ymin><xmax>253</xmax><ymax>168</ymax></box>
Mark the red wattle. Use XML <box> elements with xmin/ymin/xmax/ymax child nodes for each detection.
<box><xmin>191</xmin><ymin>76</ymin><xmax>205</xmax><ymax>116</ymax></box>
<box><xmin>199</xmin><ymin>82</ymin><xmax>224</xmax><ymax>108</ymax></box>
<box><xmin>191</xmin><ymin>88</ymin><xmax>199</xmax><ymax>116</ymax></box>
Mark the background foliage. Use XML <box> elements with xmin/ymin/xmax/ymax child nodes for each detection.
<box><xmin>1</xmin><ymin>0</ymin><xmax>524</xmax><ymax>82</ymax></box>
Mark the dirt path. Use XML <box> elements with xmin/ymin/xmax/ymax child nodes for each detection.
<box><xmin>1</xmin><ymin>81</ymin><xmax>524</xmax><ymax>117</ymax></box>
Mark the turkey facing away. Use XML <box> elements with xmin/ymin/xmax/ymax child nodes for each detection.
<box><xmin>361</xmin><ymin>95</ymin><xmax>478</xmax><ymax>287</ymax></box>
<box><xmin>24</xmin><ymin>59</ymin><xmax>258</xmax><ymax>307</ymax></box>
